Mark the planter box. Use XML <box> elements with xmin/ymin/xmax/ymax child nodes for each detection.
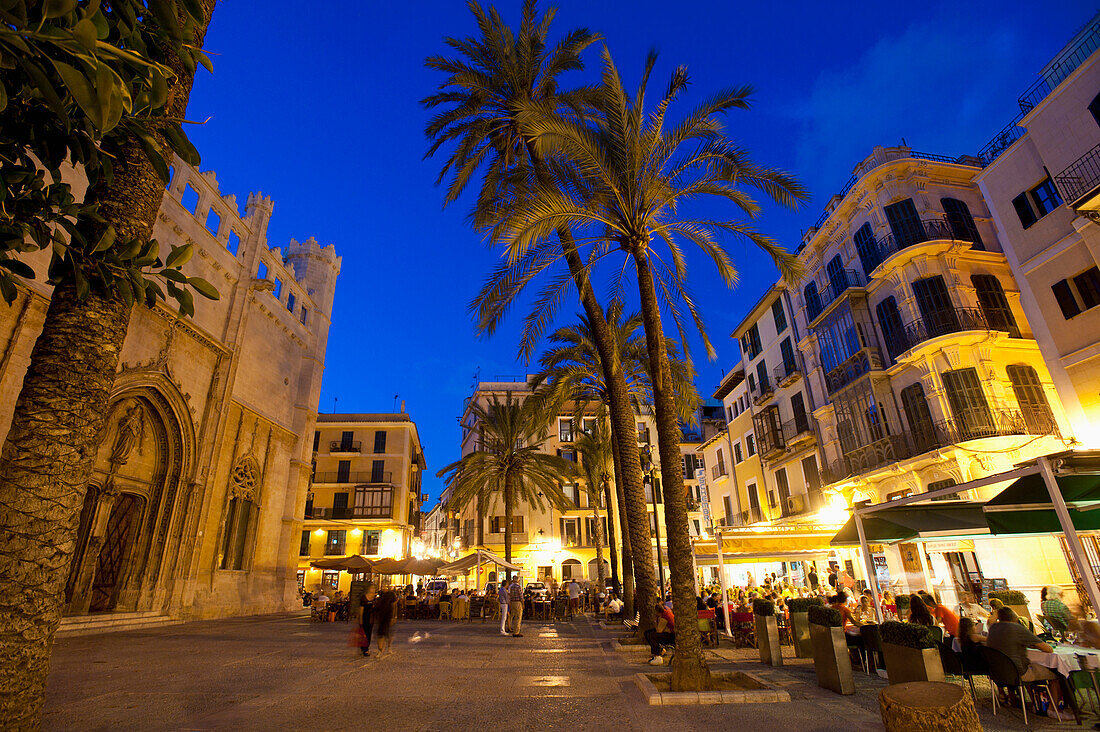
<box><xmin>755</xmin><ymin>614</ymin><xmax>782</xmax><ymax>666</ymax></box>
<box><xmin>791</xmin><ymin>611</ymin><xmax>813</xmax><ymax>659</ymax></box>
<box><xmin>809</xmin><ymin>623</ymin><xmax>855</xmax><ymax>695</ymax></box>
<box><xmin>882</xmin><ymin>643</ymin><xmax>944</xmax><ymax>685</ymax></box>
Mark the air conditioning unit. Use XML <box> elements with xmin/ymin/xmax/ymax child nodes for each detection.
<box><xmin>787</xmin><ymin>494</ymin><xmax>805</xmax><ymax>514</ymax></box>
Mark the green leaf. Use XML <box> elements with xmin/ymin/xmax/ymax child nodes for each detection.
<box><xmin>49</xmin><ymin>59</ymin><xmax>101</xmax><ymax>130</ymax></box>
<box><xmin>177</xmin><ymin>0</ymin><xmax>205</xmax><ymax>23</ymax></box>
<box><xmin>147</xmin><ymin>0</ymin><xmax>183</xmax><ymax>42</ymax></box>
<box><xmin>187</xmin><ymin>276</ymin><xmax>219</xmax><ymax>300</ymax></box>
<box><xmin>163</xmin><ymin>123</ymin><xmax>200</xmax><ymax>166</ymax></box>
<box><xmin>72</xmin><ymin>18</ymin><xmax>96</xmax><ymax>49</ymax></box>
<box><xmin>0</xmin><ymin>275</ymin><xmax>15</xmax><ymax>305</ymax></box>
<box><xmin>0</xmin><ymin>258</ymin><xmax>35</xmax><ymax>279</ymax></box>
<box><xmin>19</xmin><ymin>59</ymin><xmax>69</xmax><ymax>131</ymax></box>
<box><xmin>161</xmin><ymin>268</ymin><xmax>187</xmax><ymax>283</ymax></box>
<box><xmin>43</xmin><ymin>0</ymin><xmax>77</xmax><ymax>18</ymax></box>
<box><xmin>133</xmin><ymin>127</ymin><xmax>170</xmax><ymax>184</ymax></box>
<box><xmin>90</xmin><ymin>225</ymin><xmax>115</xmax><ymax>253</ymax></box>
<box><xmin>73</xmin><ymin>267</ymin><xmax>89</xmax><ymax>299</ymax></box>
<box><xmin>164</xmin><ymin>242</ymin><xmax>192</xmax><ymax>268</ymax></box>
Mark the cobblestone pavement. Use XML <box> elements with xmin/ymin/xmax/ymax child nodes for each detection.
<box><xmin>45</xmin><ymin>613</ymin><xmax>1087</xmax><ymax>731</ymax></box>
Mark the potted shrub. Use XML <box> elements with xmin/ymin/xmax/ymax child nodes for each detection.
<box><xmin>788</xmin><ymin>597</ymin><xmax>825</xmax><ymax>658</ymax></box>
<box><xmin>989</xmin><ymin>590</ymin><xmax>1031</xmax><ymax>625</ymax></box>
<box><xmin>753</xmin><ymin>598</ymin><xmax>782</xmax><ymax>666</ymax></box>
<box><xmin>808</xmin><ymin>605</ymin><xmax>854</xmax><ymax>694</ymax></box>
<box><xmin>894</xmin><ymin>594</ymin><xmax>910</xmax><ymax>620</ymax></box>
<box><xmin>880</xmin><ymin>621</ymin><xmax>944</xmax><ymax>685</ymax></box>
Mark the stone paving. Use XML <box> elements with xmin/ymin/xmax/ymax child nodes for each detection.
<box><xmin>44</xmin><ymin>612</ymin><xmax>1086</xmax><ymax>731</ymax></box>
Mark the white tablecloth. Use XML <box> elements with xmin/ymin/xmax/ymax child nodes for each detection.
<box><xmin>1027</xmin><ymin>645</ymin><xmax>1100</xmax><ymax>676</ymax></box>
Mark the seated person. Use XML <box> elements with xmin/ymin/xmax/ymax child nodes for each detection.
<box><xmin>957</xmin><ymin>592</ymin><xmax>990</xmax><ymax>624</ymax></box>
<box><xmin>604</xmin><ymin>594</ymin><xmax>624</xmax><ymax>620</ymax></box>
<box><xmin>907</xmin><ymin>594</ymin><xmax>936</xmax><ymax>627</ymax></box>
<box><xmin>924</xmin><ymin>594</ymin><xmax>960</xmax><ymax>637</ymax></box>
<box><xmin>644</xmin><ymin>601</ymin><xmax>676</xmax><ymax>666</ymax></box>
<box><xmin>439</xmin><ymin>588</ymin><xmax>453</xmax><ymax>603</ymax></box>
<box><xmin>987</xmin><ymin>606</ymin><xmax>1062</xmax><ymax>707</ymax></box>
<box><xmin>1041</xmin><ymin>585</ymin><xmax>1073</xmax><ymax>632</ymax></box>
<box><xmin>829</xmin><ymin>592</ymin><xmax>863</xmax><ymax>634</ymax></box>
<box><xmin>954</xmin><ymin>616</ymin><xmax>986</xmax><ymax>653</ymax></box>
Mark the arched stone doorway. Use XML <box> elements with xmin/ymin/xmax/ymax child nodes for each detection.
<box><xmin>561</xmin><ymin>558</ymin><xmax>583</xmax><ymax>581</ymax></box>
<box><xmin>65</xmin><ymin>380</ymin><xmax>194</xmax><ymax>615</ymax></box>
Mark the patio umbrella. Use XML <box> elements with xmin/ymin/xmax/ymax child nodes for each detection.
<box><xmin>831</xmin><ymin>502</ymin><xmax>989</xmax><ymax>545</ymax></box>
<box><xmin>984</xmin><ymin>473</ymin><xmax>1100</xmax><ymax>534</ymax></box>
<box><xmin>309</xmin><ymin>555</ymin><xmax>375</xmax><ymax>572</ymax></box>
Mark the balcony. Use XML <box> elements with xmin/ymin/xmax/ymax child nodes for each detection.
<box><xmin>751</xmin><ymin>377</ymin><xmax>774</xmax><ymax>406</ymax></box>
<box><xmin>873</xmin><ymin>217</ymin><xmax>969</xmax><ymax>267</ymax></box>
<box><xmin>754</xmin><ymin>406</ymin><xmax>785</xmax><ymax>460</ymax></box>
<box><xmin>823</xmin><ymin>345</ymin><xmax>885</xmax><ymax>395</ymax></box>
<box><xmin>711</xmin><ymin>463</ymin><xmax>728</xmax><ymax>481</ymax></box>
<box><xmin>781</xmin><ymin>417</ymin><xmax>814</xmax><ymax>447</ymax></box>
<box><xmin>740</xmin><ymin>508</ymin><xmax>765</xmax><ymax>525</ymax></box>
<box><xmin>312</xmin><ymin>471</ymin><xmax>393</xmax><ymax>484</ymax></box>
<box><xmin>329</xmin><ymin>440</ymin><xmax>362</xmax><ymax>453</ymax></box>
<box><xmin>883</xmin><ymin>307</ymin><xmax>1010</xmax><ymax>361</ymax></box>
<box><xmin>806</xmin><ymin>268</ymin><xmax>865</xmax><ymax>323</ymax></box>
<box><xmin>1056</xmin><ymin>142</ymin><xmax>1100</xmax><ymax>208</ymax></box>
<box><xmin>307</xmin><ymin>505</ymin><xmax>394</xmax><ymax>520</ymax></box>
<box><xmin>774</xmin><ymin>360</ymin><xmax>800</xmax><ymax>387</ymax></box>
<box><xmin>822</xmin><ymin>408</ymin><xmax>1056</xmax><ymax>486</ymax></box>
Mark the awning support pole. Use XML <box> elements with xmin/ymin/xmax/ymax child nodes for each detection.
<box><xmin>476</xmin><ymin>549</ymin><xmax>482</xmax><ymax>592</ymax></box>
<box><xmin>715</xmin><ymin>532</ymin><xmax>732</xmax><ymax>638</ymax></box>
<box><xmin>854</xmin><ymin>510</ymin><xmax>883</xmax><ymax>624</ymax></box>
<box><xmin>1039</xmin><ymin>456</ymin><xmax>1100</xmax><ymax>616</ymax></box>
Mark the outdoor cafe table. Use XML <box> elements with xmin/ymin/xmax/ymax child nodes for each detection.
<box><xmin>1028</xmin><ymin>645</ymin><xmax>1100</xmax><ymax>676</ymax></box>
<box><xmin>531</xmin><ymin>599</ymin><xmax>551</xmax><ymax>621</ymax></box>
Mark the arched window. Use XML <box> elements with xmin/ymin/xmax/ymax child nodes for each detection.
<box><xmin>942</xmin><ymin>198</ymin><xmax>984</xmax><ymax>249</ymax></box>
<box><xmin>853</xmin><ymin>223</ymin><xmax>880</xmax><ymax>278</ymax></box>
<box><xmin>900</xmin><ymin>382</ymin><xmax>937</xmax><ymax>454</ymax></box>
<box><xmin>972</xmin><ymin>274</ymin><xmax>1020</xmax><ymax>337</ymax></box>
<box><xmin>1006</xmin><ymin>364</ymin><xmax>1057</xmax><ymax>436</ymax></box>
<box><xmin>220</xmin><ymin>459</ymin><xmax>261</xmax><ymax>570</ymax></box>
<box><xmin>826</xmin><ymin>254</ymin><xmax>846</xmax><ymax>294</ymax></box>
<box><xmin>804</xmin><ymin>282</ymin><xmax>822</xmax><ymax>321</ymax></box>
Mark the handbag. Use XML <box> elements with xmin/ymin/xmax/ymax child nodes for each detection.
<box><xmin>347</xmin><ymin>626</ymin><xmax>366</xmax><ymax>648</ymax></box>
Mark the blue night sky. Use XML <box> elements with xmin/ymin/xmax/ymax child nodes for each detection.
<box><xmin>185</xmin><ymin>1</ymin><xmax>1093</xmax><ymax>504</ymax></box>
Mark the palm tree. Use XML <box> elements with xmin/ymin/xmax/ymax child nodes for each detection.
<box><xmin>494</xmin><ymin>49</ymin><xmax>808</xmax><ymax>690</ymax></box>
<box><xmin>423</xmin><ymin>0</ymin><xmax>660</xmax><ymax>634</ymax></box>
<box><xmin>0</xmin><ymin>3</ymin><xmax>217</xmax><ymax>724</ymax></box>
<box><xmin>575</xmin><ymin>419</ymin><xmax>613</xmax><ymax>589</ymax></box>
<box><xmin>436</xmin><ymin>394</ymin><xmax>577</xmax><ymax>567</ymax></box>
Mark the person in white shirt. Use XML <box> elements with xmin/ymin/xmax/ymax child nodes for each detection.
<box><xmin>567</xmin><ymin>579</ymin><xmax>581</xmax><ymax>618</ymax></box>
<box><xmin>497</xmin><ymin>580</ymin><xmax>510</xmax><ymax>636</ymax></box>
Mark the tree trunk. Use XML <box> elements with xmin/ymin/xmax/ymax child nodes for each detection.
<box><xmin>609</xmin><ymin>424</ymin><xmax>634</xmax><ymax>617</ymax></box>
<box><xmin>522</xmin><ymin>142</ymin><xmax>654</xmax><ymax>634</ymax></box>
<box><xmin>0</xmin><ymin>5</ymin><xmax>216</xmax><ymax>725</ymax></box>
<box><xmin>632</xmin><ymin>249</ymin><xmax>713</xmax><ymax>692</ymax></box>
<box><xmin>592</xmin><ymin>487</ymin><xmax>606</xmax><ymax>588</ymax></box>
<box><xmin>503</xmin><ymin>474</ymin><xmax>514</xmax><ymax>572</ymax></box>
<box><xmin>476</xmin><ymin>494</ymin><xmax>485</xmax><ymax>547</ymax></box>
<box><xmin>601</xmin><ymin>474</ymin><xmax>618</xmax><ymax>594</ymax></box>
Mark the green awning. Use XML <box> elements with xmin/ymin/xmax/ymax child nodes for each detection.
<box><xmin>983</xmin><ymin>473</ymin><xmax>1100</xmax><ymax>534</ymax></box>
<box><xmin>831</xmin><ymin>503</ymin><xmax>990</xmax><ymax>546</ymax></box>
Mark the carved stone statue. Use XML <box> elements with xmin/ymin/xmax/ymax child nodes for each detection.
<box><xmin>110</xmin><ymin>403</ymin><xmax>145</xmax><ymax>467</ymax></box>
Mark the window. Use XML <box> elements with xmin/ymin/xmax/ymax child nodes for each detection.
<box><xmin>876</xmin><ymin>296</ymin><xmax>906</xmax><ymax>361</ymax></box>
<box><xmin>336</xmin><ymin>460</ymin><xmax>350</xmax><ymax>483</ymax></box>
<box><xmin>780</xmin><ymin>337</ymin><xmax>797</xmax><ymax>376</ymax></box>
<box><xmin>340</xmin><ymin>431</ymin><xmax>355</xmax><ymax>450</ymax></box>
<box><xmin>373</xmin><ymin>430</ymin><xmax>387</xmax><ymax>453</ymax></box>
<box><xmin>227</xmin><ymin>231</ymin><xmax>240</xmax><ymax>256</ymax></box>
<box><xmin>804</xmin><ymin>282</ymin><xmax>822</xmax><ymax>321</ymax></box>
<box><xmin>286</xmin><ymin>292</ymin><xmax>296</xmax><ymax>313</ymax></box>
<box><xmin>557</xmin><ymin>448</ymin><xmax>578</xmax><ymax>463</ymax></box>
<box><xmin>826</xmin><ymin>254</ymin><xmax>846</xmax><ymax>294</ymax></box>
<box><xmin>181</xmin><ymin>184</ymin><xmax>199</xmax><ymax>213</ymax></box>
<box><xmin>733</xmin><ymin>441</ymin><xmax>743</xmax><ymax>463</ymax></box>
<box><xmin>321</xmin><ymin>570</ymin><xmax>339</xmax><ymax>589</ymax></box>
<box><xmin>560</xmin><ymin>518</ymin><xmax>581</xmax><ymax>547</ymax></box>
<box><xmin>775</xmin><ymin>468</ymin><xmax>791</xmax><ymax>514</ymax></box>
<box><xmin>746</xmin><ymin>434</ymin><xmax>756</xmax><ymax>456</ymax></box>
<box><xmin>220</xmin><ymin>459</ymin><xmax>260</xmax><ymax>570</ymax></box>
<box><xmin>885</xmin><ymin>198</ymin><xmax>925</xmax><ymax>247</ymax></box>
<box><xmin>791</xmin><ymin>391</ymin><xmax>809</xmax><ymax>433</ymax></box>
<box><xmin>1090</xmin><ymin>91</ymin><xmax>1100</xmax><ymax>127</ymax></box>
<box><xmin>333</xmin><ymin>492</ymin><xmax>349</xmax><ymax>514</ymax></box>
<box><xmin>370</xmin><ymin>459</ymin><xmax>386</xmax><ymax>483</ymax></box>
<box><xmin>1012</xmin><ymin>192</ymin><xmax>1038</xmax><ymax>229</ymax></box>
<box><xmin>365</xmin><ymin>530</ymin><xmax>380</xmax><ymax>555</ymax></box>
<box><xmin>1052</xmin><ymin>279</ymin><xmax>1082</xmax><ymax>319</ymax></box>
<box><xmin>1031</xmin><ymin>177</ymin><xmax>1062</xmax><ymax>217</ymax></box>
<box><xmin>648</xmin><ymin>512</ymin><xmax>658</xmax><ymax>536</ymax></box>
<box><xmin>741</xmin><ymin>324</ymin><xmax>762</xmax><ymax>359</ymax></box>
<box><xmin>582</xmin><ymin>418</ymin><xmax>597</xmax><ymax>435</ymax></box>
<box><xmin>559</xmin><ymin>418</ymin><xmax>574</xmax><ymax>442</ymax></box>
<box><xmin>205</xmin><ymin>208</ymin><xmax>221</xmax><ymax>236</ymax></box>
<box><xmin>722</xmin><ymin>494</ymin><xmax>734</xmax><ymax>524</ymax></box>
<box><xmin>747</xmin><ymin>372</ymin><xmax>756</xmax><ymax>393</ymax></box>
<box><xmin>324</xmin><ymin>530</ymin><xmax>346</xmax><ymax>556</ymax></box>
<box><xmin>312</xmin><ymin>431</ymin><xmax>320</xmax><ymax>452</ymax></box>
<box><xmin>299</xmin><ymin>530</ymin><xmax>311</xmax><ymax>556</ymax></box>
<box><xmin>853</xmin><ymin>222</ymin><xmax>880</xmax><ymax>276</ymax></box>
<box><xmin>802</xmin><ymin>456</ymin><xmax>822</xmax><ymax>509</ymax></box>
<box><xmin>644</xmin><ymin>477</ymin><xmax>662</xmax><ymax>503</ymax></box>
<box><xmin>928</xmin><ymin>478</ymin><xmax>959</xmax><ymax>502</ymax></box>
<box><xmin>354</xmin><ymin>484</ymin><xmax>392</xmax><ymax>518</ymax></box>
<box><xmin>972</xmin><ymin>274</ymin><xmax>1019</xmax><ymax>336</ymax></box>
<box><xmin>300</xmin><ymin>307</ymin><xmax>309</xmax><ymax>326</ymax></box>
<box><xmin>1075</xmin><ymin>267</ymin><xmax>1100</xmax><ymax>310</ymax></box>
<box><xmin>942</xmin><ymin>368</ymin><xmax>995</xmax><ymax>440</ymax></box>
<box><xmin>636</xmin><ymin>422</ymin><xmax>649</xmax><ymax>444</ymax></box>
<box><xmin>716</xmin><ymin>447</ymin><xmax>726</xmax><ymax>476</ymax></box>
<box><xmin>772</xmin><ymin>298</ymin><xmax>787</xmax><ymax>334</ymax></box>
<box><xmin>912</xmin><ymin>275</ymin><xmax>959</xmax><ymax>336</ymax></box>
<box><xmin>490</xmin><ymin>516</ymin><xmax>524</xmax><ymax>534</ymax></box>
<box><xmin>942</xmin><ymin>198</ymin><xmax>983</xmax><ymax>248</ymax></box>
<box><xmin>585</xmin><ymin>516</ymin><xmax>608</xmax><ymax>545</ymax></box>
<box><xmin>756</xmin><ymin>360</ymin><xmax>769</xmax><ymax>394</ymax></box>
<box><xmin>562</xmin><ymin>482</ymin><xmax>581</xmax><ymax>506</ymax></box>
<box><xmin>901</xmin><ymin>382</ymin><xmax>937</xmax><ymax>453</ymax></box>
<box><xmin>1007</xmin><ymin>364</ymin><xmax>1056</xmax><ymax>435</ymax></box>
<box><xmin>257</xmin><ymin>261</ymin><xmax>268</xmax><ymax>280</ymax></box>
<box><xmin>272</xmin><ymin>278</ymin><xmax>283</xmax><ymax>298</ymax></box>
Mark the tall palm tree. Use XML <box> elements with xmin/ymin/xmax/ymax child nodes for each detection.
<box><xmin>575</xmin><ymin>418</ymin><xmax>613</xmax><ymax>589</ymax></box>
<box><xmin>0</xmin><ymin>3</ymin><xmax>217</xmax><ymax>724</ymax></box>
<box><xmin>436</xmin><ymin>394</ymin><xmax>576</xmax><ymax>566</ymax></box>
<box><xmin>494</xmin><ymin>49</ymin><xmax>808</xmax><ymax>690</ymax></box>
<box><xmin>423</xmin><ymin>0</ymin><xmax>660</xmax><ymax>633</ymax></box>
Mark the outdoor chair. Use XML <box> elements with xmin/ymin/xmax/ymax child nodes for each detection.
<box><xmin>959</xmin><ymin>644</ymin><xmax>989</xmax><ymax>699</ymax></box>
<box><xmin>697</xmin><ymin>617</ymin><xmax>719</xmax><ymax>646</ymax></box>
<box><xmin>438</xmin><ymin>601</ymin><xmax>452</xmax><ymax>620</ymax></box>
<box><xmin>310</xmin><ymin>601</ymin><xmax>327</xmax><ymax>622</ymax></box>
<box><xmin>979</xmin><ymin>644</ymin><xmax>1062</xmax><ymax>725</ymax></box>
<box><xmin>938</xmin><ymin>640</ymin><xmax>964</xmax><ymax>678</ymax></box>
<box><xmin>729</xmin><ymin>612</ymin><xmax>755</xmax><ymax>648</ymax></box>
<box><xmin>623</xmin><ymin>612</ymin><xmax>640</xmax><ymax>632</ymax></box>
<box><xmin>859</xmin><ymin>624</ymin><xmax>884</xmax><ymax>675</ymax></box>
<box><xmin>1069</xmin><ymin>654</ymin><xmax>1100</xmax><ymax>716</ymax></box>
<box><xmin>846</xmin><ymin>630</ymin><xmax>867</xmax><ymax>673</ymax></box>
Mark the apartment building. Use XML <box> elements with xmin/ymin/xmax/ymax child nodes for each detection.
<box><xmin>298</xmin><ymin>412</ymin><xmax>426</xmax><ymax>593</ymax></box>
<box><xmin>791</xmin><ymin>144</ymin><xmax>1072</xmax><ymax>605</ymax></box>
<box><xmin>976</xmin><ymin>13</ymin><xmax>1100</xmax><ymax>445</ymax></box>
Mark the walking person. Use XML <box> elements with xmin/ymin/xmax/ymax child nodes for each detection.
<box><xmin>498</xmin><ymin>576</ymin><xmax>511</xmax><ymax>636</ymax></box>
<box><xmin>357</xmin><ymin>582</ymin><xmax>377</xmax><ymax>657</ymax></box>
<box><xmin>374</xmin><ymin>585</ymin><xmax>398</xmax><ymax>657</ymax></box>
<box><xmin>507</xmin><ymin>574</ymin><xmax>524</xmax><ymax>637</ymax></box>
<box><xmin>567</xmin><ymin>578</ymin><xmax>581</xmax><ymax>619</ymax></box>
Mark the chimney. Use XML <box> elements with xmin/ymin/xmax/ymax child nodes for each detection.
<box><xmin>401</xmin><ymin>400</ymin><xmax>406</xmax><ymax>413</ymax></box>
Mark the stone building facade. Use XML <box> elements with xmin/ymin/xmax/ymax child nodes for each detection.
<box><xmin>1</xmin><ymin>158</ymin><xmax>340</xmax><ymax>621</ymax></box>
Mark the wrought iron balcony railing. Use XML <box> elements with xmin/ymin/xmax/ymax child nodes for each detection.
<box><xmin>883</xmin><ymin>307</ymin><xmax>996</xmax><ymax>361</ymax></box>
<box><xmin>823</xmin><ymin>345</ymin><xmax>885</xmax><ymax>394</ymax></box>
<box><xmin>1056</xmin><ymin>142</ymin><xmax>1100</xmax><ymax>204</ymax></box>
<box><xmin>711</xmin><ymin>463</ymin><xmax>729</xmax><ymax>480</ymax></box>
<box><xmin>308</xmin><ymin>505</ymin><xmax>394</xmax><ymax>521</ymax></box>
<box><xmin>806</xmin><ymin>268</ymin><xmax>866</xmax><ymax>322</ymax></box>
<box><xmin>329</xmin><ymin>440</ymin><xmax>362</xmax><ymax>452</ymax></box>
<box><xmin>750</xmin><ymin>377</ymin><xmax>774</xmax><ymax>405</ymax></box>
<box><xmin>873</xmin><ymin>217</ymin><xmax>969</xmax><ymax>265</ymax></box>
<box><xmin>774</xmin><ymin>360</ymin><xmax>800</xmax><ymax>386</ymax></box>
<box><xmin>311</xmin><ymin>471</ymin><xmax>393</xmax><ymax>484</ymax></box>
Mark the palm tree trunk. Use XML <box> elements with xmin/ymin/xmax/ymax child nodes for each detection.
<box><xmin>476</xmin><ymin>494</ymin><xmax>485</xmax><ymax>547</ymax></box>
<box><xmin>0</xmin><ymin>5</ymin><xmax>217</xmax><ymax>724</ymax></box>
<box><xmin>601</xmin><ymin>476</ymin><xmax>618</xmax><ymax>593</ymax></box>
<box><xmin>523</xmin><ymin>142</ymin><xmax>655</xmax><ymax>633</ymax></box>
<box><xmin>592</xmin><ymin>483</ymin><xmax>607</xmax><ymax>588</ymax></box>
<box><xmin>632</xmin><ymin>249</ymin><xmax>712</xmax><ymax>692</ymax></box>
<box><xmin>609</xmin><ymin>424</ymin><xmax>634</xmax><ymax>617</ymax></box>
<box><xmin>503</xmin><ymin>474</ymin><xmax>514</xmax><ymax>569</ymax></box>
